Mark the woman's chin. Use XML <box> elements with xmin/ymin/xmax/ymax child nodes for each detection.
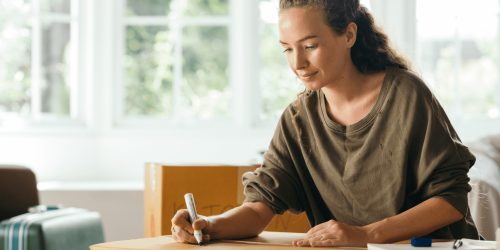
<box><xmin>303</xmin><ymin>82</ymin><xmax>323</xmax><ymax>91</ymax></box>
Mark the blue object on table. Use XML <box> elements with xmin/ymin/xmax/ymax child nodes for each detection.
<box><xmin>411</xmin><ymin>238</ymin><xmax>432</xmax><ymax>247</ymax></box>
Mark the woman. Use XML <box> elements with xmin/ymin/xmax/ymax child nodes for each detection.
<box><xmin>171</xmin><ymin>0</ymin><xmax>480</xmax><ymax>247</ymax></box>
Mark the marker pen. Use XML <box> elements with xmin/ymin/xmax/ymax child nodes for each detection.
<box><xmin>184</xmin><ymin>193</ymin><xmax>203</xmax><ymax>245</ymax></box>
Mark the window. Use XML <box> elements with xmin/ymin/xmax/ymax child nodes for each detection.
<box><xmin>0</xmin><ymin>0</ymin><xmax>81</xmax><ymax>127</ymax></box>
<box><xmin>416</xmin><ymin>0</ymin><xmax>500</xmax><ymax>119</ymax></box>
<box><xmin>117</xmin><ymin>0</ymin><xmax>230</xmax><ymax>124</ymax></box>
<box><xmin>5</xmin><ymin>0</ymin><xmax>496</xmax><ymax>132</ymax></box>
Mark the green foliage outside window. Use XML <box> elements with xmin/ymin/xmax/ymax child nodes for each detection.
<box><xmin>124</xmin><ymin>0</ymin><xmax>229</xmax><ymax>119</ymax></box>
<box><xmin>0</xmin><ymin>8</ymin><xmax>32</xmax><ymax>114</ymax></box>
<box><xmin>259</xmin><ymin>21</ymin><xmax>302</xmax><ymax>121</ymax></box>
<box><xmin>182</xmin><ymin>26</ymin><xmax>229</xmax><ymax>119</ymax></box>
<box><xmin>184</xmin><ymin>0</ymin><xmax>228</xmax><ymax>16</ymax></box>
<box><xmin>126</xmin><ymin>0</ymin><xmax>227</xmax><ymax>16</ymax></box>
<box><xmin>126</xmin><ymin>0</ymin><xmax>172</xmax><ymax>16</ymax></box>
<box><xmin>0</xmin><ymin>0</ymin><xmax>71</xmax><ymax>115</ymax></box>
<box><xmin>125</xmin><ymin>25</ymin><xmax>174</xmax><ymax>116</ymax></box>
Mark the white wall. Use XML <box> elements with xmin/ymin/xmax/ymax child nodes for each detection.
<box><xmin>0</xmin><ymin>130</ymin><xmax>272</xmax><ymax>182</ymax></box>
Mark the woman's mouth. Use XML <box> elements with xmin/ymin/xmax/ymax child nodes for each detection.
<box><xmin>299</xmin><ymin>71</ymin><xmax>318</xmax><ymax>81</ymax></box>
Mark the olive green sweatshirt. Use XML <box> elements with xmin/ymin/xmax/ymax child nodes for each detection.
<box><xmin>243</xmin><ymin>66</ymin><xmax>479</xmax><ymax>239</ymax></box>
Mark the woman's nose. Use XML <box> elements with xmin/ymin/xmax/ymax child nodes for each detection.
<box><xmin>293</xmin><ymin>50</ymin><xmax>308</xmax><ymax>70</ymax></box>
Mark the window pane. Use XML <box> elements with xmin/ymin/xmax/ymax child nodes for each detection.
<box><xmin>458</xmin><ymin>6</ymin><xmax>498</xmax><ymax>114</ymax></box>
<box><xmin>259</xmin><ymin>0</ymin><xmax>301</xmax><ymax>121</ymax></box>
<box><xmin>0</xmin><ymin>18</ymin><xmax>32</xmax><ymax>114</ymax></box>
<box><xmin>124</xmin><ymin>26</ymin><xmax>174</xmax><ymax>116</ymax></box>
<box><xmin>0</xmin><ymin>1</ymin><xmax>31</xmax><ymax>14</ymax></box>
<box><xmin>183</xmin><ymin>0</ymin><xmax>228</xmax><ymax>17</ymax></box>
<box><xmin>126</xmin><ymin>0</ymin><xmax>172</xmax><ymax>16</ymax></box>
<box><xmin>41</xmin><ymin>22</ymin><xmax>71</xmax><ymax>114</ymax></box>
<box><xmin>41</xmin><ymin>0</ymin><xmax>70</xmax><ymax>14</ymax></box>
<box><xmin>126</xmin><ymin>0</ymin><xmax>228</xmax><ymax>17</ymax></box>
<box><xmin>418</xmin><ymin>40</ymin><xmax>458</xmax><ymax>113</ymax></box>
<box><xmin>181</xmin><ymin>26</ymin><xmax>229</xmax><ymax>119</ymax></box>
<box><xmin>417</xmin><ymin>0</ymin><xmax>500</xmax><ymax>115</ymax></box>
<box><xmin>259</xmin><ymin>22</ymin><xmax>300</xmax><ymax>121</ymax></box>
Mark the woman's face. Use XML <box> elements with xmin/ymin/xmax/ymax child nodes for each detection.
<box><xmin>279</xmin><ymin>7</ymin><xmax>355</xmax><ymax>90</ymax></box>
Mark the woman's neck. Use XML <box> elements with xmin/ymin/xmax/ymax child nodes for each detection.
<box><xmin>321</xmin><ymin>62</ymin><xmax>386</xmax><ymax>126</ymax></box>
<box><xmin>321</xmin><ymin>63</ymin><xmax>373</xmax><ymax>105</ymax></box>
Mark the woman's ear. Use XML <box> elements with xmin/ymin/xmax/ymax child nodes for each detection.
<box><xmin>345</xmin><ymin>22</ymin><xmax>357</xmax><ymax>48</ymax></box>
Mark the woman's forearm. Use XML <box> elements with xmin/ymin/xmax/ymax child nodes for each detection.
<box><xmin>364</xmin><ymin>197</ymin><xmax>463</xmax><ymax>243</ymax></box>
<box><xmin>207</xmin><ymin>201</ymin><xmax>275</xmax><ymax>240</ymax></box>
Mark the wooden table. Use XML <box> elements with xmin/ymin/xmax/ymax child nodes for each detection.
<box><xmin>90</xmin><ymin>231</ymin><xmax>367</xmax><ymax>249</ymax></box>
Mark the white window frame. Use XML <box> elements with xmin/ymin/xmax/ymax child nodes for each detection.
<box><xmin>0</xmin><ymin>0</ymin><xmax>89</xmax><ymax>131</ymax></box>
<box><xmin>113</xmin><ymin>0</ymin><xmax>263</xmax><ymax>129</ymax></box>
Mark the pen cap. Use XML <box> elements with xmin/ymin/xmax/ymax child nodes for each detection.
<box><xmin>184</xmin><ymin>193</ymin><xmax>198</xmax><ymax>223</ymax></box>
<box><xmin>411</xmin><ymin>238</ymin><xmax>432</xmax><ymax>247</ymax></box>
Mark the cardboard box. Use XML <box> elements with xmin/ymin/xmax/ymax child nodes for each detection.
<box><xmin>144</xmin><ymin>163</ymin><xmax>311</xmax><ymax>237</ymax></box>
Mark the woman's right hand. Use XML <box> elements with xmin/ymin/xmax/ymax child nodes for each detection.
<box><xmin>171</xmin><ymin>209</ymin><xmax>213</xmax><ymax>244</ymax></box>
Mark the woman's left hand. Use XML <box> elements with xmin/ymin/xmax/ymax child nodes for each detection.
<box><xmin>292</xmin><ymin>219</ymin><xmax>370</xmax><ymax>247</ymax></box>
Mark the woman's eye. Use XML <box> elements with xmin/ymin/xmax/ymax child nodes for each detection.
<box><xmin>283</xmin><ymin>46</ymin><xmax>315</xmax><ymax>53</ymax></box>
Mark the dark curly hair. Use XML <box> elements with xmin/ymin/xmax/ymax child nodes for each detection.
<box><xmin>279</xmin><ymin>0</ymin><xmax>416</xmax><ymax>144</ymax></box>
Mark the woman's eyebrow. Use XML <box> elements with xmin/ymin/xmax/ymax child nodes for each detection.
<box><xmin>280</xmin><ymin>35</ymin><xmax>318</xmax><ymax>45</ymax></box>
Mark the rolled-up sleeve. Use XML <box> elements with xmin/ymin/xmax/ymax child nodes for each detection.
<box><xmin>406</xmin><ymin>93</ymin><xmax>475</xmax><ymax>217</ymax></box>
<box><xmin>420</xmin><ymin>159</ymin><xmax>471</xmax><ymax>216</ymax></box>
<box><xmin>242</xmin><ymin>115</ymin><xmax>306</xmax><ymax>215</ymax></box>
